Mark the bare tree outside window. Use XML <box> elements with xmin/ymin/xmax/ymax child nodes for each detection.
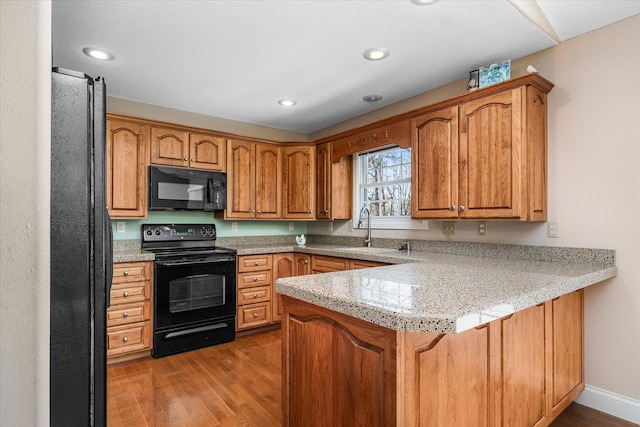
<box><xmin>360</xmin><ymin>147</ymin><xmax>411</xmax><ymax>218</ymax></box>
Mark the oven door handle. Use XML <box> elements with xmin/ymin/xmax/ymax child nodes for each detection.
<box><xmin>155</xmin><ymin>257</ymin><xmax>235</xmax><ymax>267</ymax></box>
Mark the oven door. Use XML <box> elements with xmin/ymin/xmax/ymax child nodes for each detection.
<box><xmin>154</xmin><ymin>256</ymin><xmax>236</xmax><ymax>331</ymax></box>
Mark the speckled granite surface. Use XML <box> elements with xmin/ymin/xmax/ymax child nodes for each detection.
<box><xmin>276</xmin><ymin>250</ymin><xmax>616</xmax><ymax>334</ymax></box>
<box><xmin>112</xmin><ymin>237</ymin><xmax>616</xmax><ymax>334</ymax></box>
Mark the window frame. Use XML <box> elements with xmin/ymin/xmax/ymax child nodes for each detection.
<box><xmin>352</xmin><ymin>145</ymin><xmax>429</xmax><ymax>230</ymax></box>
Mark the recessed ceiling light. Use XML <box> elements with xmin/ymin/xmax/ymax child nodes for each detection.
<box><xmin>82</xmin><ymin>47</ymin><xmax>114</xmax><ymax>61</ymax></box>
<box><xmin>363</xmin><ymin>48</ymin><xmax>389</xmax><ymax>61</ymax></box>
<box><xmin>410</xmin><ymin>0</ymin><xmax>440</xmax><ymax>5</ymax></box>
<box><xmin>363</xmin><ymin>95</ymin><xmax>383</xmax><ymax>103</ymax></box>
<box><xmin>278</xmin><ymin>100</ymin><xmax>297</xmax><ymax>107</ymax></box>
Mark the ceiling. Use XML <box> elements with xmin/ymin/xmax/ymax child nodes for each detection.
<box><xmin>52</xmin><ymin>0</ymin><xmax>640</xmax><ymax>135</ymax></box>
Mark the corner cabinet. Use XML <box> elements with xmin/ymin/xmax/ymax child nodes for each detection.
<box><xmin>411</xmin><ymin>74</ymin><xmax>553</xmax><ymax>221</ymax></box>
<box><xmin>106</xmin><ymin>118</ymin><xmax>149</xmax><ymax>218</ymax></box>
<box><xmin>150</xmin><ymin>126</ymin><xmax>226</xmax><ymax>171</ymax></box>
<box><xmin>316</xmin><ymin>142</ymin><xmax>352</xmax><ymax>220</ymax></box>
<box><xmin>283</xmin><ymin>146</ymin><xmax>316</xmax><ymax>219</ymax></box>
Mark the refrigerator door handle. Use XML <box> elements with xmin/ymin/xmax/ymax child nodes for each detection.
<box><xmin>105</xmin><ymin>210</ymin><xmax>113</xmax><ymax>308</ymax></box>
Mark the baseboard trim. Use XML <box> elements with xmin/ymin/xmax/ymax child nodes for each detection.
<box><xmin>575</xmin><ymin>385</ymin><xmax>640</xmax><ymax>424</ymax></box>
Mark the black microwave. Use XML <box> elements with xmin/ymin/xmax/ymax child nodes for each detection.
<box><xmin>148</xmin><ymin>166</ymin><xmax>227</xmax><ymax>211</ymax></box>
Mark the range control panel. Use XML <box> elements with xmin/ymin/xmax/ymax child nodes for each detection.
<box><xmin>142</xmin><ymin>223</ymin><xmax>216</xmax><ymax>242</ymax></box>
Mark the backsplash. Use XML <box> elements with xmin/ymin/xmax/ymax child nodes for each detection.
<box><xmin>111</xmin><ymin>211</ymin><xmax>307</xmax><ymax>240</ymax></box>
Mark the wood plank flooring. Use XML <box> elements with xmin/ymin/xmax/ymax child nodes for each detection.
<box><xmin>107</xmin><ymin>328</ymin><xmax>637</xmax><ymax>427</ymax></box>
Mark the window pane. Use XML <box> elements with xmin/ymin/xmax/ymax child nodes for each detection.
<box><xmin>359</xmin><ymin>147</ymin><xmax>411</xmax><ymax>218</ymax></box>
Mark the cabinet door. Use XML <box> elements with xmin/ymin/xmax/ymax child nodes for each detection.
<box><xmin>411</xmin><ymin>107</ymin><xmax>459</xmax><ymax>219</ymax></box>
<box><xmin>459</xmin><ymin>88</ymin><xmax>523</xmax><ymax>219</ymax></box>
<box><xmin>316</xmin><ymin>142</ymin><xmax>352</xmax><ymax>220</ymax></box>
<box><xmin>283</xmin><ymin>146</ymin><xmax>316</xmax><ymax>219</ymax></box>
<box><xmin>189</xmin><ymin>133</ymin><xmax>226</xmax><ymax>171</ymax></box>
<box><xmin>548</xmin><ymin>290</ymin><xmax>584</xmax><ymax>418</ymax></box>
<box><xmin>255</xmin><ymin>144</ymin><xmax>282</xmax><ymax>219</ymax></box>
<box><xmin>272</xmin><ymin>253</ymin><xmax>295</xmax><ymax>322</ymax></box>
<box><xmin>226</xmin><ymin>139</ymin><xmax>256</xmax><ymax>219</ymax></box>
<box><xmin>316</xmin><ymin>142</ymin><xmax>331</xmax><ymax>219</ymax></box>
<box><xmin>106</xmin><ymin>119</ymin><xmax>149</xmax><ymax>217</ymax></box>
<box><xmin>295</xmin><ymin>253</ymin><xmax>311</xmax><ymax>276</ymax></box>
<box><xmin>150</xmin><ymin>126</ymin><xmax>189</xmax><ymax>167</ymax></box>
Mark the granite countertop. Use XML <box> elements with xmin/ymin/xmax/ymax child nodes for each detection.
<box><xmin>273</xmin><ymin>245</ymin><xmax>617</xmax><ymax>334</ymax></box>
<box><xmin>112</xmin><ymin>240</ymin><xmax>616</xmax><ymax>334</ymax></box>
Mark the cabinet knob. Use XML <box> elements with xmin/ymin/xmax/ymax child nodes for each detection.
<box><xmin>253</xmin><ymin>313</ymin><xmax>258</xmax><ymax>318</ymax></box>
<box><xmin>253</xmin><ymin>277</ymin><xmax>258</xmax><ymax>281</ymax></box>
<box><xmin>123</xmin><ymin>271</ymin><xmax>129</xmax><ymax>276</ymax></box>
<box><xmin>459</xmin><ymin>205</ymin><xmax>465</xmax><ymax>211</ymax></box>
<box><xmin>254</xmin><ymin>261</ymin><xmax>259</xmax><ymax>266</ymax></box>
<box><xmin>304</xmin><ymin>260</ymin><xmax>309</xmax><ymax>264</ymax></box>
<box><xmin>123</xmin><ymin>337</ymin><xmax>129</xmax><ymax>343</ymax></box>
<box><xmin>123</xmin><ymin>312</ymin><xmax>129</xmax><ymax>317</ymax></box>
<box><xmin>123</xmin><ymin>291</ymin><xmax>129</xmax><ymax>297</ymax></box>
<box><xmin>191</xmin><ymin>158</ymin><xmax>196</xmax><ymax>162</ymax></box>
<box><xmin>251</xmin><ymin>209</ymin><xmax>255</xmax><ymax>213</ymax></box>
<box><xmin>253</xmin><ymin>293</ymin><xmax>258</xmax><ymax>298</ymax></box>
<box><xmin>183</xmin><ymin>157</ymin><xmax>188</xmax><ymax>161</ymax></box>
<box><xmin>257</xmin><ymin>210</ymin><xmax>262</xmax><ymax>213</ymax></box>
<box><xmin>450</xmin><ymin>205</ymin><xmax>456</xmax><ymax>211</ymax></box>
<box><xmin>322</xmin><ymin>210</ymin><xmax>329</xmax><ymax>214</ymax></box>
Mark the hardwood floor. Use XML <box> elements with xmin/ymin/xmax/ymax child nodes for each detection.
<box><xmin>108</xmin><ymin>328</ymin><xmax>637</xmax><ymax>427</ymax></box>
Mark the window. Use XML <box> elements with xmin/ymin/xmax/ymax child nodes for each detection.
<box><xmin>354</xmin><ymin>146</ymin><xmax>426</xmax><ymax>230</ymax></box>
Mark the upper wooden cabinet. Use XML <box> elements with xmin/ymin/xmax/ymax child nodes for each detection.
<box><xmin>150</xmin><ymin>126</ymin><xmax>226</xmax><ymax>171</ymax></box>
<box><xmin>226</xmin><ymin>139</ymin><xmax>282</xmax><ymax>219</ymax></box>
<box><xmin>412</xmin><ymin>76</ymin><xmax>552</xmax><ymax>221</ymax></box>
<box><xmin>283</xmin><ymin>146</ymin><xmax>316</xmax><ymax>219</ymax></box>
<box><xmin>316</xmin><ymin>142</ymin><xmax>352</xmax><ymax>220</ymax></box>
<box><xmin>106</xmin><ymin>118</ymin><xmax>149</xmax><ymax>218</ymax></box>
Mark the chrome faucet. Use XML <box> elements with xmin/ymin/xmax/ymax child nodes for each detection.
<box><xmin>357</xmin><ymin>206</ymin><xmax>371</xmax><ymax>247</ymax></box>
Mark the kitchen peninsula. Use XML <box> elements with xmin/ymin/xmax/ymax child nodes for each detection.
<box><xmin>275</xmin><ymin>243</ymin><xmax>616</xmax><ymax>427</ymax></box>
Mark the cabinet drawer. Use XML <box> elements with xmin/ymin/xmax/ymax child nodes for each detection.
<box><xmin>112</xmin><ymin>262</ymin><xmax>151</xmax><ymax>283</ymax></box>
<box><xmin>107</xmin><ymin>322</ymin><xmax>151</xmax><ymax>356</ymax></box>
<box><xmin>110</xmin><ymin>281</ymin><xmax>150</xmax><ymax>305</ymax></box>
<box><xmin>107</xmin><ymin>301</ymin><xmax>150</xmax><ymax>327</ymax></box>
<box><xmin>238</xmin><ymin>255</ymin><xmax>273</xmax><ymax>272</ymax></box>
<box><xmin>238</xmin><ymin>286</ymin><xmax>271</xmax><ymax>305</ymax></box>
<box><xmin>311</xmin><ymin>255</ymin><xmax>349</xmax><ymax>272</ymax></box>
<box><xmin>349</xmin><ymin>259</ymin><xmax>389</xmax><ymax>270</ymax></box>
<box><xmin>237</xmin><ymin>302</ymin><xmax>272</xmax><ymax>330</ymax></box>
<box><xmin>238</xmin><ymin>271</ymin><xmax>272</xmax><ymax>289</ymax></box>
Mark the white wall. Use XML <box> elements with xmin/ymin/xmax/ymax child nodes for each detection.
<box><xmin>0</xmin><ymin>1</ymin><xmax>51</xmax><ymax>426</ymax></box>
<box><xmin>311</xmin><ymin>15</ymin><xmax>640</xmax><ymax>412</ymax></box>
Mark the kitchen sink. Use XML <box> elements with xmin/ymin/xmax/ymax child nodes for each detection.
<box><xmin>337</xmin><ymin>247</ymin><xmax>398</xmax><ymax>254</ymax></box>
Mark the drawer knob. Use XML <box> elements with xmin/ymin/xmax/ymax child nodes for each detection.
<box><xmin>123</xmin><ymin>271</ymin><xmax>129</xmax><ymax>276</ymax></box>
<box><xmin>253</xmin><ymin>313</ymin><xmax>258</xmax><ymax>318</ymax></box>
<box><xmin>123</xmin><ymin>291</ymin><xmax>129</xmax><ymax>297</ymax></box>
<box><xmin>123</xmin><ymin>312</ymin><xmax>129</xmax><ymax>317</ymax></box>
<box><xmin>253</xmin><ymin>293</ymin><xmax>258</xmax><ymax>298</ymax></box>
<box><xmin>123</xmin><ymin>337</ymin><xmax>129</xmax><ymax>342</ymax></box>
<box><xmin>253</xmin><ymin>277</ymin><xmax>258</xmax><ymax>281</ymax></box>
<box><xmin>254</xmin><ymin>261</ymin><xmax>259</xmax><ymax>265</ymax></box>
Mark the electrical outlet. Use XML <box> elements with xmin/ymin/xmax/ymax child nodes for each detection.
<box><xmin>116</xmin><ymin>221</ymin><xmax>125</xmax><ymax>233</ymax></box>
<box><xmin>289</xmin><ymin>222</ymin><xmax>294</xmax><ymax>231</ymax></box>
<box><xmin>477</xmin><ymin>221</ymin><xmax>487</xmax><ymax>236</ymax></box>
<box><xmin>329</xmin><ymin>222</ymin><xmax>333</xmax><ymax>232</ymax></box>
<box><xmin>547</xmin><ymin>222</ymin><xmax>559</xmax><ymax>238</ymax></box>
<box><xmin>348</xmin><ymin>222</ymin><xmax>353</xmax><ymax>232</ymax></box>
<box><xmin>231</xmin><ymin>222</ymin><xmax>237</xmax><ymax>232</ymax></box>
<box><xmin>443</xmin><ymin>221</ymin><xmax>456</xmax><ymax>235</ymax></box>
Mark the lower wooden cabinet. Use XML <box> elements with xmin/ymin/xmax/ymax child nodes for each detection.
<box><xmin>237</xmin><ymin>254</ymin><xmax>274</xmax><ymax>330</ymax></box>
<box><xmin>237</xmin><ymin>253</ymin><xmax>389</xmax><ymax>331</ymax></box>
<box><xmin>107</xmin><ymin>261</ymin><xmax>153</xmax><ymax>364</ymax></box>
<box><xmin>282</xmin><ymin>289</ymin><xmax>584</xmax><ymax>427</ymax></box>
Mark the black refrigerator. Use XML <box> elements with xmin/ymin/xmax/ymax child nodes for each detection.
<box><xmin>51</xmin><ymin>68</ymin><xmax>112</xmax><ymax>427</ymax></box>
